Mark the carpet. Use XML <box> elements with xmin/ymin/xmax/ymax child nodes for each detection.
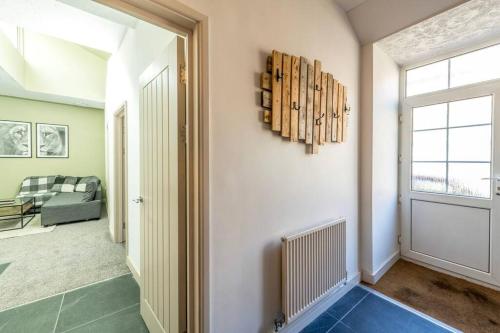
<box><xmin>0</xmin><ymin>214</ymin><xmax>56</xmax><ymax>240</ymax></box>
<box><xmin>366</xmin><ymin>259</ymin><xmax>500</xmax><ymax>333</ymax></box>
<box><xmin>0</xmin><ymin>214</ymin><xmax>129</xmax><ymax>311</ymax></box>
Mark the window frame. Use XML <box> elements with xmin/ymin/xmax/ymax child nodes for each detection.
<box><xmin>410</xmin><ymin>95</ymin><xmax>493</xmax><ymax>198</ymax></box>
<box><xmin>405</xmin><ymin>40</ymin><xmax>500</xmax><ymax>98</ymax></box>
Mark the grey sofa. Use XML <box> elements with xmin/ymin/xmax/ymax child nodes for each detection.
<box><xmin>16</xmin><ymin>175</ymin><xmax>103</xmax><ymax>226</ymax></box>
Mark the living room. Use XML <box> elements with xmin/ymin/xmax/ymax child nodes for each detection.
<box><xmin>0</xmin><ymin>1</ymin><xmax>178</xmax><ymax>329</ymax></box>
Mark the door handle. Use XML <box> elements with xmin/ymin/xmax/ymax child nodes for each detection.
<box><xmin>133</xmin><ymin>196</ymin><xmax>144</xmax><ymax>203</ymax></box>
<box><xmin>481</xmin><ymin>177</ymin><xmax>500</xmax><ymax>180</ymax></box>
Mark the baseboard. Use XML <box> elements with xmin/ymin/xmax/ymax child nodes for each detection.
<box><xmin>126</xmin><ymin>256</ymin><xmax>141</xmax><ymax>286</ymax></box>
<box><xmin>362</xmin><ymin>250</ymin><xmax>400</xmax><ymax>284</ymax></box>
<box><xmin>280</xmin><ymin>272</ymin><xmax>361</xmax><ymax>333</ymax></box>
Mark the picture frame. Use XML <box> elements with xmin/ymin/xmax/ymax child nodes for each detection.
<box><xmin>36</xmin><ymin>123</ymin><xmax>69</xmax><ymax>158</ymax></box>
<box><xmin>0</xmin><ymin>120</ymin><xmax>32</xmax><ymax>158</ymax></box>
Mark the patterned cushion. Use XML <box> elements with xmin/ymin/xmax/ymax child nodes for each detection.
<box><xmin>17</xmin><ymin>192</ymin><xmax>57</xmax><ymax>207</ymax></box>
<box><xmin>19</xmin><ymin>176</ymin><xmax>58</xmax><ymax>195</ymax></box>
<box><xmin>75</xmin><ymin>176</ymin><xmax>100</xmax><ymax>193</ymax></box>
<box><xmin>51</xmin><ymin>176</ymin><xmax>78</xmax><ymax>193</ymax></box>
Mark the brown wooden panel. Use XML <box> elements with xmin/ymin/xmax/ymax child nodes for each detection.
<box><xmin>326</xmin><ymin>74</ymin><xmax>333</xmax><ymax>143</ymax></box>
<box><xmin>313</xmin><ymin>60</ymin><xmax>321</xmax><ymax>153</ymax></box>
<box><xmin>305</xmin><ymin>64</ymin><xmax>314</xmax><ymax>145</ymax></box>
<box><xmin>298</xmin><ymin>57</ymin><xmax>307</xmax><ymax>141</ymax></box>
<box><xmin>281</xmin><ymin>54</ymin><xmax>291</xmax><ymax>138</ymax></box>
<box><xmin>331</xmin><ymin>79</ymin><xmax>339</xmax><ymax>142</ymax></box>
<box><xmin>290</xmin><ymin>56</ymin><xmax>300</xmax><ymax>142</ymax></box>
<box><xmin>272</xmin><ymin>50</ymin><xmax>282</xmax><ymax>132</ymax></box>
<box><xmin>336</xmin><ymin>83</ymin><xmax>344</xmax><ymax>143</ymax></box>
<box><xmin>261</xmin><ymin>72</ymin><xmax>271</xmax><ymax>91</ymax></box>
<box><xmin>319</xmin><ymin>72</ymin><xmax>327</xmax><ymax>145</ymax></box>
<box><xmin>342</xmin><ymin>86</ymin><xmax>348</xmax><ymax>142</ymax></box>
<box><xmin>263</xmin><ymin>110</ymin><xmax>271</xmax><ymax>123</ymax></box>
<box><xmin>262</xmin><ymin>91</ymin><xmax>272</xmax><ymax>109</ymax></box>
<box><xmin>267</xmin><ymin>56</ymin><xmax>272</xmax><ymax>73</ymax></box>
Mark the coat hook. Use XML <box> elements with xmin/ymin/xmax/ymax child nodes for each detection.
<box><xmin>314</xmin><ymin>84</ymin><xmax>322</xmax><ymax>91</ymax></box>
<box><xmin>344</xmin><ymin>105</ymin><xmax>351</xmax><ymax>115</ymax></box>
<box><xmin>333</xmin><ymin>112</ymin><xmax>340</xmax><ymax>119</ymax></box>
<box><xmin>315</xmin><ymin>113</ymin><xmax>325</xmax><ymax>125</ymax></box>
<box><xmin>292</xmin><ymin>102</ymin><xmax>301</xmax><ymax>110</ymax></box>
<box><xmin>275</xmin><ymin>68</ymin><xmax>283</xmax><ymax>82</ymax></box>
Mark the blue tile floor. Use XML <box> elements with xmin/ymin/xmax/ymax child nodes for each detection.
<box><xmin>300</xmin><ymin>286</ymin><xmax>456</xmax><ymax>333</ymax></box>
<box><xmin>0</xmin><ymin>274</ymin><xmax>148</xmax><ymax>333</ymax></box>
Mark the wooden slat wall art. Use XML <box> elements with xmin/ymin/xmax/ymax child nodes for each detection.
<box><xmin>260</xmin><ymin>50</ymin><xmax>350</xmax><ymax>154</ymax></box>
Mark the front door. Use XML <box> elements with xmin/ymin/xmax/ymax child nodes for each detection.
<box><xmin>400</xmin><ymin>83</ymin><xmax>500</xmax><ymax>287</ymax></box>
<box><xmin>139</xmin><ymin>36</ymin><xmax>187</xmax><ymax>333</ymax></box>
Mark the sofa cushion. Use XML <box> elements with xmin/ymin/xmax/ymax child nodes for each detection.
<box><xmin>42</xmin><ymin>192</ymin><xmax>90</xmax><ymax>207</ymax></box>
<box><xmin>51</xmin><ymin>176</ymin><xmax>78</xmax><ymax>193</ymax></box>
<box><xmin>17</xmin><ymin>192</ymin><xmax>57</xmax><ymax>207</ymax></box>
<box><xmin>75</xmin><ymin>176</ymin><xmax>100</xmax><ymax>196</ymax></box>
<box><xmin>19</xmin><ymin>176</ymin><xmax>58</xmax><ymax>195</ymax></box>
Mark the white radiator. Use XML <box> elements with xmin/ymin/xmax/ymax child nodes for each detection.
<box><xmin>281</xmin><ymin>218</ymin><xmax>347</xmax><ymax>324</ymax></box>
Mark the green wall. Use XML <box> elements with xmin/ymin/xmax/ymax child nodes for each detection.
<box><xmin>0</xmin><ymin>96</ymin><xmax>105</xmax><ymax>198</ymax></box>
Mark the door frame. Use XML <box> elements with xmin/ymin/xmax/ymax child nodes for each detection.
<box><xmin>113</xmin><ymin>103</ymin><xmax>128</xmax><ymax>245</ymax></box>
<box><xmin>399</xmin><ymin>69</ymin><xmax>500</xmax><ymax>289</ymax></box>
<box><xmin>96</xmin><ymin>1</ymin><xmax>210</xmax><ymax>332</ymax></box>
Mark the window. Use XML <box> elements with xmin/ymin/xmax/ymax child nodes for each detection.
<box><xmin>411</xmin><ymin>96</ymin><xmax>492</xmax><ymax>198</ymax></box>
<box><xmin>406</xmin><ymin>44</ymin><xmax>500</xmax><ymax>97</ymax></box>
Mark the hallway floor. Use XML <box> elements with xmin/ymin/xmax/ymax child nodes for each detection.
<box><xmin>0</xmin><ymin>274</ymin><xmax>147</xmax><ymax>333</ymax></box>
<box><xmin>301</xmin><ymin>286</ymin><xmax>455</xmax><ymax>333</ymax></box>
<box><xmin>367</xmin><ymin>260</ymin><xmax>500</xmax><ymax>333</ymax></box>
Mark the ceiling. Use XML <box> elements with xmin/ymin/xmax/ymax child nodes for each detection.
<box><xmin>0</xmin><ymin>0</ymin><xmax>136</xmax><ymax>53</ymax></box>
<box><xmin>336</xmin><ymin>0</ymin><xmax>468</xmax><ymax>45</ymax></box>
<box><xmin>377</xmin><ymin>0</ymin><xmax>500</xmax><ymax>65</ymax></box>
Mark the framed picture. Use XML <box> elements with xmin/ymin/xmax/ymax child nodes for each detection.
<box><xmin>36</xmin><ymin>123</ymin><xmax>69</xmax><ymax>158</ymax></box>
<box><xmin>0</xmin><ymin>120</ymin><xmax>32</xmax><ymax>158</ymax></box>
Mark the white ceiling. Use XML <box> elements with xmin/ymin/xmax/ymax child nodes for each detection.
<box><xmin>339</xmin><ymin>0</ymin><xmax>468</xmax><ymax>45</ymax></box>
<box><xmin>0</xmin><ymin>0</ymin><xmax>135</xmax><ymax>53</ymax></box>
<box><xmin>377</xmin><ymin>0</ymin><xmax>500</xmax><ymax>65</ymax></box>
<box><xmin>335</xmin><ymin>0</ymin><xmax>367</xmax><ymax>12</ymax></box>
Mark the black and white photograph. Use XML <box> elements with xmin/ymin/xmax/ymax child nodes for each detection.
<box><xmin>0</xmin><ymin>120</ymin><xmax>31</xmax><ymax>158</ymax></box>
<box><xmin>36</xmin><ymin>123</ymin><xmax>69</xmax><ymax>158</ymax></box>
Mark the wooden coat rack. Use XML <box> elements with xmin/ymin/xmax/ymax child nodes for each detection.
<box><xmin>260</xmin><ymin>50</ymin><xmax>350</xmax><ymax>154</ymax></box>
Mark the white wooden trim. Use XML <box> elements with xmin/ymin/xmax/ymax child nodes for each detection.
<box><xmin>127</xmin><ymin>255</ymin><xmax>141</xmax><ymax>285</ymax></box>
<box><xmin>362</xmin><ymin>250</ymin><xmax>400</xmax><ymax>284</ymax></box>
<box><xmin>113</xmin><ymin>103</ymin><xmax>127</xmax><ymax>244</ymax></box>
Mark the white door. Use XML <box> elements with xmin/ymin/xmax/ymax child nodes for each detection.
<box><xmin>139</xmin><ymin>36</ymin><xmax>187</xmax><ymax>333</ymax></box>
<box><xmin>400</xmin><ymin>82</ymin><xmax>500</xmax><ymax>287</ymax></box>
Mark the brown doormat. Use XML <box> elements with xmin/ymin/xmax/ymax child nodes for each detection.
<box><xmin>365</xmin><ymin>260</ymin><xmax>500</xmax><ymax>333</ymax></box>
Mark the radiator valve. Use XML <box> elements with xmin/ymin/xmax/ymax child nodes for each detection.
<box><xmin>273</xmin><ymin>313</ymin><xmax>285</xmax><ymax>332</ymax></box>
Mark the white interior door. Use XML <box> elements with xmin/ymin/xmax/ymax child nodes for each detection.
<box><xmin>139</xmin><ymin>36</ymin><xmax>187</xmax><ymax>333</ymax></box>
<box><xmin>400</xmin><ymin>82</ymin><xmax>500</xmax><ymax>287</ymax></box>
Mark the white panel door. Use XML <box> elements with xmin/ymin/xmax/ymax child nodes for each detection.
<box><xmin>139</xmin><ymin>36</ymin><xmax>187</xmax><ymax>333</ymax></box>
<box><xmin>400</xmin><ymin>82</ymin><xmax>500</xmax><ymax>287</ymax></box>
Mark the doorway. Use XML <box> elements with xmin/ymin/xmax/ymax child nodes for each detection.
<box><xmin>113</xmin><ymin>104</ymin><xmax>128</xmax><ymax>244</ymax></box>
<box><xmin>400</xmin><ymin>79</ymin><xmax>500</xmax><ymax>288</ymax></box>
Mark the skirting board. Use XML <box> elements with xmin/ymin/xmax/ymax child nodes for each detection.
<box><xmin>126</xmin><ymin>256</ymin><xmax>141</xmax><ymax>286</ymax></box>
<box><xmin>362</xmin><ymin>250</ymin><xmax>400</xmax><ymax>285</ymax></box>
<box><xmin>280</xmin><ymin>272</ymin><xmax>361</xmax><ymax>333</ymax></box>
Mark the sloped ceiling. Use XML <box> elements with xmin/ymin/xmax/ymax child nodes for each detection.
<box><xmin>377</xmin><ymin>0</ymin><xmax>500</xmax><ymax>65</ymax></box>
<box><xmin>337</xmin><ymin>0</ymin><xmax>468</xmax><ymax>45</ymax></box>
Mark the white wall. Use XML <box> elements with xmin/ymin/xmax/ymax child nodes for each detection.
<box><xmin>360</xmin><ymin>43</ymin><xmax>400</xmax><ymax>282</ymax></box>
<box><xmin>149</xmin><ymin>0</ymin><xmax>361</xmax><ymax>331</ymax></box>
<box><xmin>104</xmin><ymin>21</ymin><xmax>175</xmax><ymax>271</ymax></box>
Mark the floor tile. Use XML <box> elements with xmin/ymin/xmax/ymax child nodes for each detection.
<box><xmin>0</xmin><ymin>294</ymin><xmax>63</xmax><ymax>333</ymax></box>
<box><xmin>0</xmin><ymin>262</ymin><xmax>10</xmax><ymax>276</ymax></box>
<box><xmin>342</xmin><ymin>293</ymin><xmax>451</xmax><ymax>333</ymax></box>
<box><xmin>328</xmin><ymin>322</ymin><xmax>355</xmax><ymax>333</ymax></box>
<box><xmin>326</xmin><ymin>286</ymin><xmax>368</xmax><ymax>319</ymax></box>
<box><xmin>55</xmin><ymin>274</ymin><xmax>139</xmax><ymax>332</ymax></box>
<box><xmin>300</xmin><ymin>312</ymin><xmax>338</xmax><ymax>333</ymax></box>
<box><xmin>65</xmin><ymin>304</ymin><xmax>148</xmax><ymax>333</ymax></box>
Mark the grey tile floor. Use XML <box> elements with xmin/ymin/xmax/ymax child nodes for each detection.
<box><xmin>0</xmin><ymin>274</ymin><xmax>148</xmax><ymax>333</ymax></box>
